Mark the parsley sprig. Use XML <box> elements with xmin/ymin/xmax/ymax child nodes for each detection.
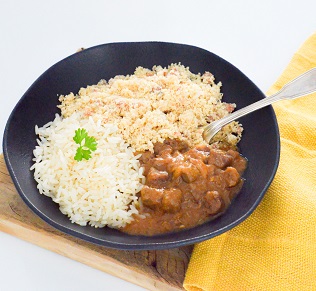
<box><xmin>73</xmin><ymin>128</ymin><xmax>97</xmax><ymax>161</ymax></box>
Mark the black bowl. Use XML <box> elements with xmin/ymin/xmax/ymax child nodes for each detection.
<box><xmin>3</xmin><ymin>42</ymin><xmax>280</xmax><ymax>250</ymax></box>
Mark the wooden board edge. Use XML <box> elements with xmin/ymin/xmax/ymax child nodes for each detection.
<box><xmin>0</xmin><ymin>217</ymin><xmax>182</xmax><ymax>291</ymax></box>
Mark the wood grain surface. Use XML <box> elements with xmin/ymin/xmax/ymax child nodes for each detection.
<box><xmin>0</xmin><ymin>154</ymin><xmax>193</xmax><ymax>291</ymax></box>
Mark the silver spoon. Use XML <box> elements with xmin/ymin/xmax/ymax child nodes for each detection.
<box><xmin>203</xmin><ymin>67</ymin><xmax>316</xmax><ymax>144</ymax></box>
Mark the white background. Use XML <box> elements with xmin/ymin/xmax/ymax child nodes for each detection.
<box><xmin>1</xmin><ymin>1</ymin><xmax>315</xmax><ymax>290</ymax></box>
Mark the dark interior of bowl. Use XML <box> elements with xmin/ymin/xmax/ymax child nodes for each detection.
<box><xmin>3</xmin><ymin>42</ymin><xmax>280</xmax><ymax>250</ymax></box>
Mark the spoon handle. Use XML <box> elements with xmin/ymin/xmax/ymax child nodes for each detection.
<box><xmin>203</xmin><ymin>67</ymin><xmax>316</xmax><ymax>143</ymax></box>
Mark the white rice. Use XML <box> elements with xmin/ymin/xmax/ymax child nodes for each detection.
<box><xmin>30</xmin><ymin>113</ymin><xmax>145</xmax><ymax>228</ymax></box>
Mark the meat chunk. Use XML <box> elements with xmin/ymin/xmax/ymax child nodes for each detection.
<box><xmin>154</xmin><ymin>142</ymin><xmax>172</xmax><ymax>156</ymax></box>
<box><xmin>204</xmin><ymin>190</ymin><xmax>223</xmax><ymax>215</ymax></box>
<box><xmin>139</xmin><ymin>151</ymin><xmax>155</xmax><ymax>175</ymax></box>
<box><xmin>189</xmin><ymin>158</ymin><xmax>208</xmax><ymax>178</ymax></box>
<box><xmin>165</xmin><ymin>138</ymin><xmax>189</xmax><ymax>153</ymax></box>
<box><xmin>139</xmin><ymin>151</ymin><xmax>154</xmax><ymax>164</ymax></box>
<box><xmin>185</xmin><ymin>148</ymin><xmax>209</xmax><ymax>162</ymax></box>
<box><xmin>140</xmin><ymin>186</ymin><xmax>164</xmax><ymax>209</ymax></box>
<box><xmin>222</xmin><ymin>167</ymin><xmax>240</xmax><ymax>187</ymax></box>
<box><xmin>207</xmin><ymin>149</ymin><xmax>233</xmax><ymax>168</ymax></box>
<box><xmin>181</xmin><ymin>165</ymin><xmax>200</xmax><ymax>183</ymax></box>
<box><xmin>195</xmin><ymin>144</ymin><xmax>211</xmax><ymax>153</ymax></box>
<box><xmin>162</xmin><ymin>188</ymin><xmax>183</xmax><ymax>213</ymax></box>
<box><xmin>152</xmin><ymin>156</ymin><xmax>172</xmax><ymax>171</ymax></box>
<box><xmin>172</xmin><ymin>162</ymin><xmax>200</xmax><ymax>183</ymax></box>
<box><xmin>146</xmin><ymin>167</ymin><xmax>169</xmax><ymax>185</ymax></box>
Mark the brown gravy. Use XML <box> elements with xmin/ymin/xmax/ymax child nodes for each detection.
<box><xmin>122</xmin><ymin>139</ymin><xmax>247</xmax><ymax>236</ymax></box>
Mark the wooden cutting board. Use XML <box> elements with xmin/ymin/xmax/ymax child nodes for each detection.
<box><xmin>0</xmin><ymin>154</ymin><xmax>193</xmax><ymax>291</ymax></box>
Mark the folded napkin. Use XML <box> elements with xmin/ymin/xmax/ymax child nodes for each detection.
<box><xmin>184</xmin><ymin>32</ymin><xmax>316</xmax><ymax>291</ymax></box>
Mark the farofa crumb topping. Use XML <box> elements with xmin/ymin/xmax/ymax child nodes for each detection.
<box><xmin>58</xmin><ymin>63</ymin><xmax>243</xmax><ymax>152</ymax></box>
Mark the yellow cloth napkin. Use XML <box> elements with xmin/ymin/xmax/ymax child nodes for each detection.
<box><xmin>184</xmin><ymin>32</ymin><xmax>316</xmax><ymax>291</ymax></box>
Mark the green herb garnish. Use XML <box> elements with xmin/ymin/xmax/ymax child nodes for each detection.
<box><xmin>73</xmin><ymin>128</ymin><xmax>97</xmax><ymax>161</ymax></box>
